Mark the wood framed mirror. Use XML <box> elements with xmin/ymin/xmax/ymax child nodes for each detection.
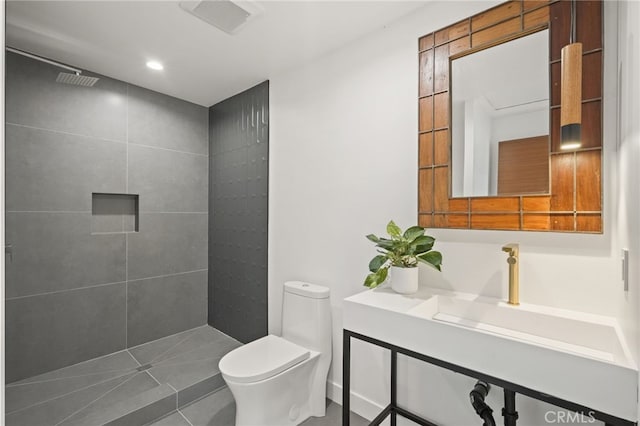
<box><xmin>417</xmin><ymin>0</ymin><xmax>603</xmax><ymax>233</ymax></box>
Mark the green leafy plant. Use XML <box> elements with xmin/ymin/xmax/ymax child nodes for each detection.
<box><xmin>364</xmin><ymin>220</ymin><xmax>442</xmax><ymax>289</ymax></box>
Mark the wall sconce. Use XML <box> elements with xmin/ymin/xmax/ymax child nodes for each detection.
<box><xmin>560</xmin><ymin>0</ymin><xmax>582</xmax><ymax>150</ymax></box>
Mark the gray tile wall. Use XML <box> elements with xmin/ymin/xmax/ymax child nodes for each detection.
<box><xmin>208</xmin><ymin>81</ymin><xmax>269</xmax><ymax>343</ymax></box>
<box><xmin>5</xmin><ymin>52</ymin><xmax>209</xmax><ymax>382</ymax></box>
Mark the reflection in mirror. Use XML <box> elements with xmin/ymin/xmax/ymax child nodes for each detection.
<box><xmin>451</xmin><ymin>29</ymin><xmax>550</xmax><ymax>198</ymax></box>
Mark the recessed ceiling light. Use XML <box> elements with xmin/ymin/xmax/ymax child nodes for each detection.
<box><xmin>146</xmin><ymin>61</ymin><xmax>164</xmax><ymax>71</ymax></box>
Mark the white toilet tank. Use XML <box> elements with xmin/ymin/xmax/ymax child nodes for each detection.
<box><xmin>282</xmin><ymin>281</ymin><xmax>331</xmax><ymax>355</ymax></box>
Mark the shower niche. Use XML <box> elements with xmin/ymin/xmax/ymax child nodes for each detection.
<box><xmin>91</xmin><ymin>193</ymin><xmax>139</xmax><ymax>233</ymax></box>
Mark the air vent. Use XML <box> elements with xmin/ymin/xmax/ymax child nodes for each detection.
<box><xmin>179</xmin><ymin>0</ymin><xmax>263</xmax><ymax>35</ymax></box>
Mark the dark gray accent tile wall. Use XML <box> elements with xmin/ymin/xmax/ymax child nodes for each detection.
<box><xmin>208</xmin><ymin>81</ymin><xmax>269</xmax><ymax>343</ymax></box>
<box><xmin>5</xmin><ymin>52</ymin><xmax>209</xmax><ymax>382</ymax></box>
<box><xmin>127</xmin><ymin>271</ymin><xmax>208</xmax><ymax>347</ymax></box>
<box><xmin>6</xmin><ymin>283</ymin><xmax>127</xmax><ymax>383</ymax></box>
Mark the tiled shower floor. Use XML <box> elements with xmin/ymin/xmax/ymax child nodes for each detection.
<box><xmin>5</xmin><ymin>325</ymin><xmax>241</xmax><ymax>426</ymax></box>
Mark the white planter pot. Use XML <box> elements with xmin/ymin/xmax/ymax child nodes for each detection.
<box><xmin>389</xmin><ymin>266</ymin><xmax>419</xmax><ymax>294</ymax></box>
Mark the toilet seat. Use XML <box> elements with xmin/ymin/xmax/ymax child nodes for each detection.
<box><xmin>219</xmin><ymin>335</ymin><xmax>310</xmax><ymax>384</ymax></box>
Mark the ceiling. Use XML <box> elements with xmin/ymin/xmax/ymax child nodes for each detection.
<box><xmin>6</xmin><ymin>0</ymin><xmax>428</xmax><ymax>106</ymax></box>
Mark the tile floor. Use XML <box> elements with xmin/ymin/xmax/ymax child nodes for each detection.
<box><xmin>6</xmin><ymin>324</ymin><xmax>368</xmax><ymax>426</ymax></box>
<box><xmin>5</xmin><ymin>325</ymin><xmax>240</xmax><ymax>426</ymax></box>
<box><xmin>149</xmin><ymin>387</ymin><xmax>369</xmax><ymax>426</ymax></box>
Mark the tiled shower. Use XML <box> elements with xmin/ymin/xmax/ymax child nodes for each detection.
<box><xmin>4</xmin><ymin>51</ymin><xmax>269</xmax><ymax>425</ymax></box>
<box><xmin>6</xmin><ymin>50</ymin><xmax>209</xmax><ymax>381</ymax></box>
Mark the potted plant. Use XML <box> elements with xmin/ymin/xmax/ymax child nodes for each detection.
<box><xmin>364</xmin><ymin>220</ymin><xmax>442</xmax><ymax>294</ymax></box>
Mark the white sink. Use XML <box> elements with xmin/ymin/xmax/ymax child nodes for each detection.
<box><xmin>343</xmin><ymin>286</ymin><xmax>638</xmax><ymax>422</ymax></box>
<box><xmin>407</xmin><ymin>293</ymin><xmax>633</xmax><ymax>366</ymax></box>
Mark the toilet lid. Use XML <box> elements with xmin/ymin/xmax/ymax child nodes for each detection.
<box><xmin>219</xmin><ymin>335</ymin><xmax>310</xmax><ymax>383</ymax></box>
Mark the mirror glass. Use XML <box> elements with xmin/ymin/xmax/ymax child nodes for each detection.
<box><xmin>451</xmin><ymin>29</ymin><xmax>550</xmax><ymax>198</ymax></box>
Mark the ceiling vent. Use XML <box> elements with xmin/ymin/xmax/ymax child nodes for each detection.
<box><xmin>179</xmin><ymin>0</ymin><xmax>263</xmax><ymax>35</ymax></box>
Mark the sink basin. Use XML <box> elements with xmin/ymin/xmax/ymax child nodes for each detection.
<box><xmin>407</xmin><ymin>293</ymin><xmax>633</xmax><ymax>366</ymax></box>
<box><xmin>343</xmin><ymin>286</ymin><xmax>638</xmax><ymax>422</ymax></box>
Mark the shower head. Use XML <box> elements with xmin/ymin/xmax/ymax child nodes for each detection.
<box><xmin>6</xmin><ymin>46</ymin><xmax>100</xmax><ymax>87</ymax></box>
<box><xmin>56</xmin><ymin>72</ymin><xmax>100</xmax><ymax>87</ymax></box>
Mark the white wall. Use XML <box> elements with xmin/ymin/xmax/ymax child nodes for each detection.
<box><xmin>616</xmin><ymin>0</ymin><xmax>640</xmax><ymax>418</ymax></box>
<box><xmin>471</xmin><ymin>98</ymin><xmax>491</xmax><ymax>196</ymax></box>
<box><xmin>462</xmin><ymin>100</ymin><xmax>477</xmax><ymax>196</ymax></box>
<box><xmin>459</xmin><ymin>97</ymin><xmax>492</xmax><ymax>197</ymax></box>
<box><xmin>269</xmin><ymin>1</ymin><xmax>638</xmax><ymax>424</ymax></box>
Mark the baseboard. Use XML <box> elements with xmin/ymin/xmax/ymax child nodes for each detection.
<box><xmin>326</xmin><ymin>380</ymin><xmax>385</xmax><ymax>421</ymax></box>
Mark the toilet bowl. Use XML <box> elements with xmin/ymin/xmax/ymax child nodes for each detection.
<box><xmin>219</xmin><ymin>281</ymin><xmax>332</xmax><ymax>426</ymax></box>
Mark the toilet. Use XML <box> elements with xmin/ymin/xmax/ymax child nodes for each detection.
<box><xmin>218</xmin><ymin>281</ymin><xmax>332</xmax><ymax>426</ymax></box>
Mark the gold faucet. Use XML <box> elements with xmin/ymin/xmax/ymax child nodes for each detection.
<box><xmin>502</xmin><ymin>243</ymin><xmax>519</xmax><ymax>305</ymax></box>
